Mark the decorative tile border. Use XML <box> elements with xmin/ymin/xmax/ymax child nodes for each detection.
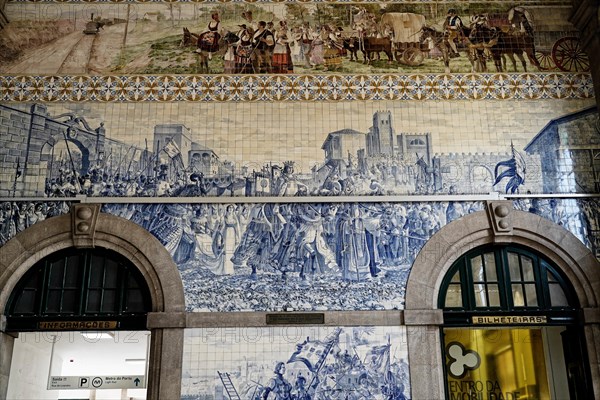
<box><xmin>0</xmin><ymin>73</ymin><xmax>594</xmax><ymax>102</ymax></box>
<box><xmin>6</xmin><ymin>0</ymin><xmax>569</xmax><ymax>4</ymax></box>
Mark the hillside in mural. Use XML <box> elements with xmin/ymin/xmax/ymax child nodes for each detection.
<box><xmin>1</xmin><ymin>2</ymin><xmax>589</xmax><ymax>75</ymax></box>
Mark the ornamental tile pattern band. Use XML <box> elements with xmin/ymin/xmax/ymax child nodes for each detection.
<box><xmin>5</xmin><ymin>0</ymin><xmax>573</xmax><ymax>4</ymax></box>
<box><xmin>0</xmin><ymin>73</ymin><xmax>594</xmax><ymax>102</ymax></box>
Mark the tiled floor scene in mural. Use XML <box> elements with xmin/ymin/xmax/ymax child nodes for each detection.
<box><xmin>182</xmin><ymin>326</ymin><xmax>410</xmax><ymax>400</ymax></box>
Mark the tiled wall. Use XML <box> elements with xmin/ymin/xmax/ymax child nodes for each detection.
<box><xmin>182</xmin><ymin>326</ymin><xmax>409</xmax><ymax>400</ymax></box>
<box><xmin>1</xmin><ymin>1</ymin><xmax>598</xmax><ymax>399</ymax></box>
<box><xmin>0</xmin><ymin>99</ymin><xmax>597</xmax><ymax>198</ymax></box>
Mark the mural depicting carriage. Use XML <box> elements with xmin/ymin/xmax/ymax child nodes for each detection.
<box><xmin>350</xmin><ymin>10</ymin><xmax>429</xmax><ymax>66</ymax></box>
<box><xmin>380</xmin><ymin>13</ymin><xmax>429</xmax><ymax>66</ymax></box>
<box><xmin>490</xmin><ymin>5</ymin><xmax>590</xmax><ymax>72</ymax></box>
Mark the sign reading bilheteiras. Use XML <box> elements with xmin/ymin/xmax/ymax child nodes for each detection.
<box><xmin>472</xmin><ymin>316</ymin><xmax>547</xmax><ymax>325</ymax></box>
<box><xmin>38</xmin><ymin>321</ymin><xmax>118</xmax><ymax>330</ymax></box>
<box><xmin>266</xmin><ymin>313</ymin><xmax>325</xmax><ymax>325</ymax></box>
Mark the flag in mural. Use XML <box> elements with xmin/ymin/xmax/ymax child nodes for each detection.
<box><xmin>365</xmin><ymin>344</ymin><xmax>391</xmax><ymax>376</ymax></box>
<box><xmin>493</xmin><ymin>142</ymin><xmax>527</xmax><ymax>194</ymax></box>
<box><xmin>163</xmin><ymin>140</ymin><xmax>181</xmax><ymax>158</ymax></box>
<box><xmin>288</xmin><ymin>329</ymin><xmax>340</xmax><ymax>373</ymax></box>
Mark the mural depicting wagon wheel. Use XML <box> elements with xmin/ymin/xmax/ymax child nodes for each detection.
<box><xmin>506</xmin><ymin>6</ymin><xmax>590</xmax><ymax>72</ymax></box>
<box><xmin>380</xmin><ymin>13</ymin><xmax>428</xmax><ymax>66</ymax></box>
<box><xmin>550</xmin><ymin>36</ymin><xmax>590</xmax><ymax>72</ymax></box>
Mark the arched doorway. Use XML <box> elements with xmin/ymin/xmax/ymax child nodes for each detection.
<box><xmin>6</xmin><ymin>247</ymin><xmax>153</xmax><ymax>399</ymax></box>
<box><xmin>439</xmin><ymin>244</ymin><xmax>590</xmax><ymax>399</ymax></box>
<box><xmin>5</xmin><ymin>247</ymin><xmax>151</xmax><ymax>332</ymax></box>
<box><xmin>404</xmin><ymin>201</ymin><xmax>600</xmax><ymax>400</ymax></box>
<box><xmin>0</xmin><ymin>204</ymin><xmax>186</xmax><ymax>400</ymax></box>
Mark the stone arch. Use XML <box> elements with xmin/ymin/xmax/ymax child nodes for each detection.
<box><xmin>0</xmin><ymin>206</ymin><xmax>184</xmax><ymax>313</ymax></box>
<box><xmin>406</xmin><ymin>201</ymin><xmax>599</xmax><ymax>311</ymax></box>
<box><xmin>0</xmin><ymin>204</ymin><xmax>185</xmax><ymax>400</ymax></box>
<box><xmin>404</xmin><ymin>200</ymin><xmax>600</xmax><ymax>400</ymax></box>
<box><xmin>40</xmin><ymin>128</ymin><xmax>102</xmax><ymax>177</ymax></box>
<box><xmin>469</xmin><ymin>164</ymin><xmax>494</xmax><ymax>191</ymax></box>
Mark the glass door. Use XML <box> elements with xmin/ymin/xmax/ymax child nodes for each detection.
<box><xmin>443</xmin><ymin>327</ymin><xmax>572</xmax><ymax>400</ymax></box>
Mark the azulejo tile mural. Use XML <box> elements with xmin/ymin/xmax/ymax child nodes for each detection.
<box><xmin>1</xmin><ymin>2</ymin><xmax>590</xmax><ymax>76</ymax></box>
<box><xmin>0</xmin><ymin>100</ymin><xmax>597</xmax><ymax>198</ymax></box>
<box><xmin>182</xmin><ymin>326</ymin><xmax>410</xmax><ymax>400</ymax></box>
<box><xmin>0</xmin><ymin>197</ymin><xmax>595</xmax><ymax>311</ymax></box>
<box><xmin>0</xmin><ymin>73</ymin><xmax>595</xmax><ymax>102</ymax></box>
<box><xmin>99</xmin><ymin>198</ymin><xmax>595</xmax><ymax>312</ymax></box>
<box><xmin>1</xmin><ymin>0</ymin><xmax>598</xmax><ymax>398</ymax></box>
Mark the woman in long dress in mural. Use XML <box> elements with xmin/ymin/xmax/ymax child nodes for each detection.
<box><xmin>322</xmin><ymin>25</ymin><xmax>343</xmax><ymax>72</ymax></box>
<box><xmin>197</xmin><ymin>12</ymin><xmax>224</xmax><ymax>60</ymax></box>
<box><xmin>309</xmin><ymin>27</ymin><xmax>325</xmax><ymax>68</ymax></box>
<box><xmin>273</xmin><ymin>21</ymin><xmax>293</xmax><ymax>74</ymax></box>
<box><xmin>268</xmin><ymin>205</ymin><xmax>299</xmax><ymax>278</ymax></box>
<box><xmin>235</xmin><ymin>25</ymin><xmax>255</xmax><ymax>73</ymax></box>
<box><xmin>337</xmin><ymin>204</ymin><xmax>371</xmax><ymax>281</ymax></box>
<box><xmin>190</xmin><ymin>205</ymin><xmax>228</xmax><ymax>276</ymax></box>
<box><xmin>233</xmin><ymin>204</ymin><xmax>281</xmax><ymax>278</ymax></box>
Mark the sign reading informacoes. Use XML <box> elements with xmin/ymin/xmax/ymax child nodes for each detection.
<box><xmin>38</xmin><ymin>321</ymin><xmax>118</xmax><ymax>330</ymax></box>
<box><xmin>48</xmin><ymin>375</ymin><xmax>145</xmax><ymax>390</ymax></box>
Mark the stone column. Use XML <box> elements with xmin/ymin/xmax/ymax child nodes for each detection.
<box><xmin>584</xmin><ymin>308</ymin><xmax>600</xmax><ymax>398</ymax></box>
<box><xmin>0</xmin><ymin>316</ymin><xmax>16</xmax><ymax>400</ymax></box>
<box><xmin>146</xmin><ymin>312</ymin><xmax>186</xmax><ymax>400</ymax></box>
<box><xmin>405</xmin><ymin>310</ymin><xmax>446</xmax><ymax>400</ymax></box>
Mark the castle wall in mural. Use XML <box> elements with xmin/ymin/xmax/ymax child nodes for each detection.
<box><xmin>0</xmin><ymin>100</ymin><xmax>598</xmax><ymax>198</ymax></box>
<box><xmin>1</xmin><ymin>2</ymin><xmax>589</xmax><ymax>75</ymax></box>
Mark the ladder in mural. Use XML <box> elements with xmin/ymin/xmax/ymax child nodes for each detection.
<box><xmin>217</xmin><ymin>371</ymin><xmax>241</xmax><ymax>400</ymax></box>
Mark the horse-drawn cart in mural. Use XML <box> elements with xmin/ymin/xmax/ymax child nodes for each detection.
<box><xmin>503</xmin><ymin>6</ymin><xmax>590</xmax><ymax>72</ymax></box>
<box><xmin>352</xmin><ymin>10</ymin><xmax>429</xmax><ymax>66</ymax></box>
<box><xmin>380</xmin><ymin>13</ymin><xmax>429</xmax><ymax>66</ymax></box>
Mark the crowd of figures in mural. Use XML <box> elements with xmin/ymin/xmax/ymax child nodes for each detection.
<box><xmin>1</xmin><ymin>102</ymin><xmax>550</xmax><ymax>199</ymax></box>
<box><xmin>1</xmin><ymin>2</ymin><xmax>588</xmax><ymax>75</ymax></box>
<box><xmin>100</xmin><ymin>197</ymin><xmax>594</xmax><ymax>311</ymax></box>
<box><xmin>0</xmin><ymin>201</ymin><xmax>71</xmax><ymax>246</ymax></box>
<box><xmin>0</xmin><ymin>198</ymin><xmax>595</xmax><ymax>310</ymax></box>
<box><xmin>181</xmin><ymin>327</ymin><xmax>410</xmax><ymax>400</ymax></box>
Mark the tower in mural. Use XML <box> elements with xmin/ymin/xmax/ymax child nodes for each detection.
<box><xmin>367</xmin><ymin>111</ymin><xmax>395</xmax><ymax>156</ymax></box>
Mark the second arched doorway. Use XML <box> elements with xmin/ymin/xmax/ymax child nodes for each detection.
<box><xmin>404</xmin><ymin>201</ymin><xmax>600</xmax><ymax>400</ymax></box>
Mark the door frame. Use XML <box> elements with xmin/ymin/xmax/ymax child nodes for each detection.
<box><xmin>404</xmin><ymin>201</ymin><xmax>600</xmax><ymax>400</ymax></box>
<box><xmin>0</xmin><ymin>204</ymin><xmax>186</xmax><ymax>400</ymax></box>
